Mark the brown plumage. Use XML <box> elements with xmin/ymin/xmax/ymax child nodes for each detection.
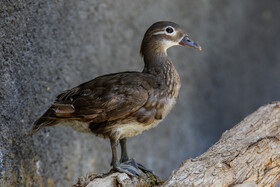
<box><xmin>32</xmin><ymin>21</ymin><xmax>201</xmax><ymax>176</ymax></box>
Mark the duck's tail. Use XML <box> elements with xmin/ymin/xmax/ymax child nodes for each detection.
<box><xmin>30</xmin><ymin>108</ymin><xmax>58</xmax><ymax>135</ymax></box>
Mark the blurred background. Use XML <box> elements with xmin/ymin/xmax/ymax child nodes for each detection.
<box><xmin>1</xmin><ymin>0</ymin><xmax>280</xmax><ymax>186</ymax></box>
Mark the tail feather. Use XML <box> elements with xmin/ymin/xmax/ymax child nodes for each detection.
<box><xmin>31</xmin><ymin>108</ymin><xmax>58</xmax><ymax>135</ymax></box>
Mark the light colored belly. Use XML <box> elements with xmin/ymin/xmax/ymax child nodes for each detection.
<box><xmin>117</xmin><ymin>97</ymin><xmax>177</xmax><ymax>139</ymax></box>
<box><xmin>117</xmin><ymin>119</ymin><xmax>161</xmax><ymax>139</ymax></box>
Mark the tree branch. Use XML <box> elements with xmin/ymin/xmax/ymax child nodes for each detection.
<box><xmin>164</xmin><ymin>102</ymin><xmax>280</xmax><ymax>187</ymax></box>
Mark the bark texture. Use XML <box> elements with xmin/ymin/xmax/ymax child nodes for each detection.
<box><xmin>164</xmin><ymin>102</ymin><xmax>280</xmax><ymax>187</ymax></box>
<box><xmin>79</xmin><ymin>102</ymin><xmax>280</xmax><ymax>187</ymax></box>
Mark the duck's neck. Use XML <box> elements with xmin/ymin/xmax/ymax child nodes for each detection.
<box><xmin>142</xmin><ymin>51</ymin><xmax>181</xmax><ymax>96</ymax></box>
<box><xmin>142</xmin><ymin>51</ymin><xmax>175</xmax><ymax>76</ymax></box>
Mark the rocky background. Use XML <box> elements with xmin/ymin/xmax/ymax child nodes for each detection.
<box><xmin>1</xmin><ymin>0</ymin><xmax>280</xmax><ymax>186</ymax></box>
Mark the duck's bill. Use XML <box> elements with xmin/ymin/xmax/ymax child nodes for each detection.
<box><xmin>179</xmin><ymin>35</ymin><xmax>202</xmax><ymax>51</ymax></box>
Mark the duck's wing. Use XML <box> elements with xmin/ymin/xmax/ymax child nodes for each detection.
<box><xmin>32</xmin><ymin>72</ymin><xmax>150</xmax><ymax>133</ymax></box>
<box><xmin>55</xmin><ymin>72</ymin><xmax>150</xmax><ymax>122</ymax></box>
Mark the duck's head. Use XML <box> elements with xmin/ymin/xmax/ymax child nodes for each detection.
<box><xmin>140</xmin><ymin>21</ymin><xmax>201</xmax><ymax>57</ymax></box>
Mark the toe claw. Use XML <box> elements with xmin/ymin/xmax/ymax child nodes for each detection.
<box><xmin>136</xmin><ymin>162</ymin><xmax>154</xmax><ymax>174</ymax></box>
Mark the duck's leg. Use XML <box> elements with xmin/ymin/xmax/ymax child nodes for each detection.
<box><xmin>119</xmin><ymin>138</ymin><xmax>153</xmax><ymax>174</ymax></box>
<box><xmin>120</xmin><ymin>138</ymin><xmax>129</xmax><ymax>162</ymax></box>
<box><xmin>110</xmin><ymin>139</ymin><xmax>142</xmax><ymax>176</ymax></box>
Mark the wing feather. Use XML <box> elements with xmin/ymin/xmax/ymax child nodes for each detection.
<box><xmin>52</xmin><ymin>72</ymin><xmax>150</xmax><ymax>123</ymax></box>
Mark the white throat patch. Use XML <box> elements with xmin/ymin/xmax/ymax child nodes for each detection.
<box><xmin>161</xmin><ymin>40</ymin><xmax>179</xmax><ymax>51</ymax></box>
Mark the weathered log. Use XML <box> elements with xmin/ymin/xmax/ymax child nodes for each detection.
<box><xmin>164</xmin><ymin>102</ymin><xmax>280</xmax><ymax>187</ymax></box>
<box><xmin>74</xmin><ymin>102</ymin><xmax>280</xmax><ymax>187</ymax></box>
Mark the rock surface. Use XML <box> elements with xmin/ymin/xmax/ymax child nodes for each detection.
<box><xmin>1</xmin><ymin>0</ymin><xmax>280</xmax><ymax>186</ymax></box>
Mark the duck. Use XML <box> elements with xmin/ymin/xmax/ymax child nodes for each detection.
<box><xmin>31</xmin><ymin>21</ymin><xmax>201</xmax><ymax>177</ymax></box>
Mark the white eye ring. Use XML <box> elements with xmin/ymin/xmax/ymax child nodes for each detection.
<box><xmin>153</xmin><ymin>26</ymin><xmax>176</xmax><ymax>36</ymax></box>
<box><xmin>165</xmin><ymin>26</ymin><xmax>174</xmax><ymax>34</ymax></box>
<box><xmin>164</xmin><ymin>26</ymin><xmax>176</xmax><ymax>35</ymax></box>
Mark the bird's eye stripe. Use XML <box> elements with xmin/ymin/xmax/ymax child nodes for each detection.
<box><xmin>153</xmin><ymin>26</ymin><xmax>177</xmax><ymax>36</ymax></box>
<box><xmin>153</xmin><ymin>31</ymin><xmax>166</xmax><ymax>35</ymax></box>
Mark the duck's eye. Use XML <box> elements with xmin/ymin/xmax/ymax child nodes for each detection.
<box><xmin>165</xmin><ymin>27</ymin><xmax>174</xmax><ymax>33</ymax></box>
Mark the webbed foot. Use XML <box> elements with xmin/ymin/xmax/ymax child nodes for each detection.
<box><xmin>122</xmin><ymin>159</ymin><xmax>154</xmax><ymax>174</ymax></box>
<box><xmin>113</xmin><ymin>160</ymin><xmax>143</xmax><ymax>177</ymax></box>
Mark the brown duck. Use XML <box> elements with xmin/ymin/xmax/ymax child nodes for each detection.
<box><xmin>32</xmin><ymin>21</ymin><xmax>201</xmax><ymax>176</ymax></box>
